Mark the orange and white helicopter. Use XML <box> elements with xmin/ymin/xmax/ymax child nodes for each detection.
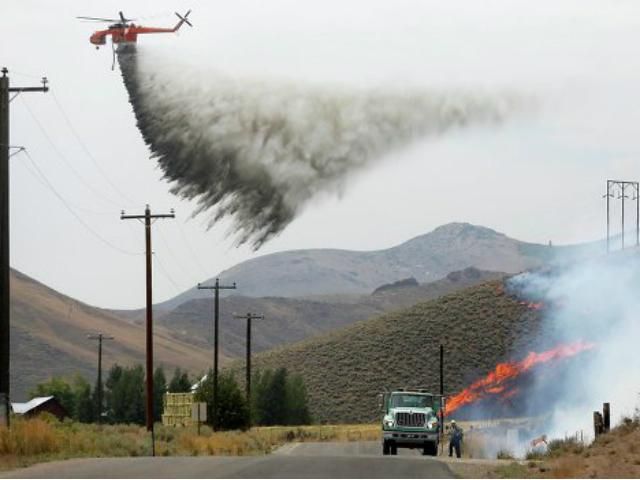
<box><xmin>77</xmin><ymin>10</ymin><xmax>192</xmax><ymax>67</ymax></box>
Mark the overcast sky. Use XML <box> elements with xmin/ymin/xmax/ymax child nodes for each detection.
<box><xmin>2</xmin><ymin>0</ymin><xmax>640</xmax><ymax>308</ymax></box>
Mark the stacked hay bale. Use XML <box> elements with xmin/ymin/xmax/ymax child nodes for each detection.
<box><xmin>162</xmin><ymin>392</ymin><xmax>195</xmax><ymax>427</ymax></box>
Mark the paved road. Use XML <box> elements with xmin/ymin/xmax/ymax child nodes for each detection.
<box><xmin>2</xmin><ymin>442</ymin><xmax>454</xmax><ymax>478</ymax></box>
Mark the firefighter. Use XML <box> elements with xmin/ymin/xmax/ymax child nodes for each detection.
<box><xmin>448</xmin><ymin>419</ymin><xmax>463</xmax><ymax>458</ymax></box>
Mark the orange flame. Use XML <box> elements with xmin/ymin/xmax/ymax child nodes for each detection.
<box><xmin>444</xmin><ymin>341</ymin><xmax>595</xmax><ymax>416</ymax></box>
<box><xmin>519</xmin><ymin>300</ymin><xmax>544</xmax><ymax>310</ymax></box>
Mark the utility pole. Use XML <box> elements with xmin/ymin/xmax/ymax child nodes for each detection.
<box><xmin>439</xmin><ymin>344</ymin><xmax>444</xmax><ymax>455</ymax></box>
<box><xmin>233</xmin><ymin>312</ymin><xmax>264</xmax><ymax>420</ymax></box>
<box><xmin>0</xmin><ymin>68</ymin><xmax>48</xmax><ymax>427</ymax></box>
<box><xmin>87</xmin><ymin>333</ymin><xmax>114</xmax><ymax>423</ymax></box>
<box><xmin>121</xmin><ymin>205</ymin><xmax>174</xmax><ymax>454</ymax></box>
<box><xmin>619</xmin><ymin>183</ymin><xmax>628</xmax><ymax>250</ymax></box>
<box><xmin>604</xmin><ymin>180</ymin><xmax>639</xmax><ymax>252</ymax></box>
<box><xmin>197</xmin><ymin>278</ymin><xmax>236</xmax><ymax>430</ymax></box>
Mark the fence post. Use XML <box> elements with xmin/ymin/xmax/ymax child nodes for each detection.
<box><xmin>593</xmin><ymin>411</ymin><xmax>603</xmax><ymax>438</ymax></box>
<box><xmin>603</xmin><ymin>403</ymin><xmax>610</xmax><ymax>433</ymax></box>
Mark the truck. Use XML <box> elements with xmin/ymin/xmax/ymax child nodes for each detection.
<box><xmin>379</xmin><ymin>388</ymin><xmax>442</xmax><ymax>456</ymax></box>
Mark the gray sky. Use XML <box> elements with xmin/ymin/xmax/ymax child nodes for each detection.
<box><xmin>2</xmin><ymin>0</ymin><xmax>640</xmax><ymax>308</ymax></box>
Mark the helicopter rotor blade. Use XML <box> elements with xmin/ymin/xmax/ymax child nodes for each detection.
<box><xmin>76</xmin><ymin>16</ymin><xmax>120</xmax><ymax>22</ymax></box>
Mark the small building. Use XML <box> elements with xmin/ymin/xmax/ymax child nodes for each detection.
<box><xmin>11</xmin><ymin>396</ymin><xmax>68</xmax><ymax>421</ymax></box>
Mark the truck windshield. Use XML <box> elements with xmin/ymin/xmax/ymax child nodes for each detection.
<box><xmin>389</xmin><ymin>394</ymin><xmax>432</xmax><ymax>409</ymax></box>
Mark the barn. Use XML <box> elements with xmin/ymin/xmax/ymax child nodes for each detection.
<box><xmin>11</xmin><ymin>396</ymin><xmax>68</xmax><ymax>421</ymax></box>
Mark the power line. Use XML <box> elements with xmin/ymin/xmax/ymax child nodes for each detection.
<box><xmin>22</xmin><ymin>149</ymin><xmax>141</xmax><ymax>256</ymax></box>
<box><xmin>16</xmin><ymin>152</ymin><xmax>119</xmax><ymax>216</ymax></box>
<box><xmin>153</xmin><ymin>251</ymin><xmax>183</xmax><ymax>293</ymax></box>
<box><xmin>50</xmin><ymin>91</ymin><xmax>135</xmax><ymax>205</ymax></box>
<box><xmin>155</xmin><ymin>222</ymin><xmax>200</xmax><ymax>287</ymax></box>
<box><xmin>176</xmin><ymin>219</ymin><xmax>209</xmax><ymax>279</ymax></box>
<box><xmin>20</xmin><ymin>95</ymin><xmax>122</xmax><ymax>207</ymax></box>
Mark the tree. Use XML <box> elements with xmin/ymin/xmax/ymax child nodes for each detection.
<box><xmin>153</xmin><ymin>366</ymin><xmax>167</xmax><ymax>422</ymax></box>
<box><xmin>286</xmin><ymin>373</ymin><xmax>312</xmax><ymax>425</ymax></box>
<box><xmin>72</xmin><ymin>374</ymin><xmax>95</xmax><ymax>423</ymax></box>
<box><xmin>195</xmin><ymin>369</ymin><xmax>249</xmax><ymax>430</ymax></box>
<box><xmin>168</xmin><ymin>368</ymin><xmax>191</xmax><ymax>393</ymax></box>
<box><xmin>105</xmin><ymin>364</ymin><xmax>145</xmax><ymax>424</ymax></box>
<box><xmin>252</xmin><ymin>368</ymin><xmax>312</xmax><ymax>426</ymax></box>
<box><xmin>30</xmin><ymin>376</ymin><xmax>75</xmax><ymax>417</ymax></box>
<box><xmin>256</xmin><ymin>368</ymin><xmax>288</xmax><ymax>426</ymax></box>
<box><xmin>30</xmin><ymin>374</ymin><xmax>97</xmax><ymax>423</ymax></box>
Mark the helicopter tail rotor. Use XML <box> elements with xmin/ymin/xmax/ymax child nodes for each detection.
<box><xmin>175</xmin><ymin>10</ymin><xmax>193</xmax><ymax>28</ymax></box>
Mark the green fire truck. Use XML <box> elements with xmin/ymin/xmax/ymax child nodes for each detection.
<box><xmin>379</xmin><ymin>388</ymin><xmax>442</xmax><ymax>456</ymax></box>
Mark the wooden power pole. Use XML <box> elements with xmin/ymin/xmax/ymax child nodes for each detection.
<box><xmin>197</xmin><ymin>278</ymin><xmax>236</xmax><ymax>430</ymax></box>
<box><xmin>233</xmin><ymin>312</ymin><xmax>264</xmax><ymax>420</ymax></box>
<box><xmin>121</xmin><ymin>205</ymin><xmax>174</xmax><ymax>453</ymax></box>
<box><xmin>0</xmin><ymin>68</ymin><xmax>48</xmax><ymax>427</ymax></box>
<box><xmin>87</xmin><ymin>333</ymin><xmax>114</xmax><ymax>422</ymax></box>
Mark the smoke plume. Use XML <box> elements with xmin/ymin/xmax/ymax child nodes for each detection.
<box><xmin>118</xmin><ymin>47</ymin><xmax>525</xmax><ymax>248</ymax></box>
<box><xmin>507</xmin><ymin>250</ymin><xmax>640</xmax><ymax>445</ymax></box>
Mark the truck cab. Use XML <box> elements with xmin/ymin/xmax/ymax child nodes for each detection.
<box><xmin>379</xmin><ymin>389</ymin><xmax>441</xmax><ymax>456</ymax></box>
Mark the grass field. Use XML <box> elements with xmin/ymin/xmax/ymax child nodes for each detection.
<box><xmin>0</xmin><ymin>417</ymin><xmax>380</xmax><ymax>472</ymax></box>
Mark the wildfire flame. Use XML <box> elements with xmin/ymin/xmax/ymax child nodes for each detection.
<box><xmin>444</xmin><ymin>341</ymin><xmax>595</xmax><ymax>416</ymax></box>
<box><xmin>519</xmin><ymin>300</ymin><xmax>544</xmax><ymax>310</ymax></box>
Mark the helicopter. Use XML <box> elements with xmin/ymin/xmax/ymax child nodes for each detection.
<box><xmin>77</xmin><ymin>10</ymin><xmax>192</xmax><ymax>68</ymax></box>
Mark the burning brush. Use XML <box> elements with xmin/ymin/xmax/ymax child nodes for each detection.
<box><xmin>445</xmin><ymin>341</ymin><xmax>596</xmax><ymax>416</ymax></box>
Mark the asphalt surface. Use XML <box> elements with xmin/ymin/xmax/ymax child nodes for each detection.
<box><xmin>2</xmin><ymin>442</ymin><xmax>454</xmax><ymax>478</ymax></box>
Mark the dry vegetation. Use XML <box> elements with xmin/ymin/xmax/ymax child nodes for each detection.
<box><xmin>235</xmin><ymin>280</ymin><xmax>542</xmax><ymax>423</ymax></box>
<box><xmin>490</xmin><ymin>415</ymin><xmax>640</xmax><ymax>478</ymax></box>
<box><xmin>0</xmin><ymin>416</ymin><xmax>379</xmax><ymax>472</ymax></box>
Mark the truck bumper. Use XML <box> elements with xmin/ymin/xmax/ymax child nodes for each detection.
<box><xmin>383</xmin><ymin>431</ymin><xmax>438</xmax><ymax>446</ymax></box>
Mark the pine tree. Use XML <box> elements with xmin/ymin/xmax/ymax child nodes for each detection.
<box><xmin>169</xmin><ymin>368</ymin><xmax>192</xmax><ymax>393</ymax></box>
<box><xmin>153</xmin><ymin>367</ymin><xmax>167</xmax><ymax>422</ymax></box>
<box><xmin>195</xmin><ymin>369</ymin><xmax>249</xmax><ymax>430</ymax></box>
<box><xmin>105</xmin><ymin>364</ymin><xmax>145</xmax><ymax>424</ymax></box>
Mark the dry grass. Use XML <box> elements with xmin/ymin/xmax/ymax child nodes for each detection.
<box><xmin>487</xmin><ymin>416</ymin><xmax>640</xmax><ymax>478</ymax></box>
<box><xmin>0</xmin><ymin>417</ymin><xmax>379</xmax><ymax>472</ymax></box>
<box><xmin>163</xmin><ymin>424</ymin><xmax>379</xmax><ymax>457</ymax></box>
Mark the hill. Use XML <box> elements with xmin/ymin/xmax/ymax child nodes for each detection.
<box><xmin>10</xmin><ymin>269</ymin><xmax>215</xmax><ymax>401</ymax></box>
<box><xmin>158</xmin><ymin>222</ymin><xmax>586</xmax><ymax>310</ymax></box>
<box><xmin>237</xmin><ymin>279</ymin><xmax>544</xmax><ymax>424</ymax></box>
<box><xmin>155</xmin><ymin>267</ymin><xmax>504</xmax><ymax>358</ymax></box>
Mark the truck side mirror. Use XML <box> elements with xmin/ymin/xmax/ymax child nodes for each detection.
<box><xmin>377</xmin><ymin>393</ymin><xmax>384</xmax><ymax>411</ymax></box>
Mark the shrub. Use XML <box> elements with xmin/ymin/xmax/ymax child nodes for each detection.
<box><xmin>496</xmin><ymin>449</ymin><xmax>515</xmax><ymax>460</ymax></box>
<box><xmin>0</xmin><ymin>418</ymin><xmax>60</xmax><ymax>456</ymax></box>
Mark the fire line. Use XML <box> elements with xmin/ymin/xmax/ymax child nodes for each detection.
<box><xmin>445</xmin><ymin>341</ymin><xmax>596</xmax><ymax>416</ymax></box>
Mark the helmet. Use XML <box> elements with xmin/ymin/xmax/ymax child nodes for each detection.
<box><xmin>450</xmin><ymin>419</ymin><xmax>456</xmax><ymax>424</ymax></box>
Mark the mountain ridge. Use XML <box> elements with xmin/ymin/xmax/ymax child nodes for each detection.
<box><xmin>156</xmin><ymin>222</ymin><xmax>580</xmax><ymax>310</ymax></box>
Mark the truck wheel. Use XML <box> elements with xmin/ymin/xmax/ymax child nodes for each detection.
<box><xmin>383</xmin><ymin>441</ymin><xmax>390</xmax><ymax>455</ymax></box>
<box><xmin>390</xmin><ymin>444</ymin><xmax>398</xmax><ymax>455</ymax></box>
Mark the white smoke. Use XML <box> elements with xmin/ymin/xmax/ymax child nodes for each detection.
<box><xmin>119</xmin><ymin>47</ymin><xmax>527</xmax><ymax>248</ymax></box>
<box><xmin>508</xmin><ymin>250</ymin><xmax>640</xmax><ymax>447</ymax></box>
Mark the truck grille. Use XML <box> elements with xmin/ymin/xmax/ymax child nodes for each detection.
<box><xmin>395</xmin><ymin>412</ymin><xmax>426</xmax><ymax>427</ymax></box>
